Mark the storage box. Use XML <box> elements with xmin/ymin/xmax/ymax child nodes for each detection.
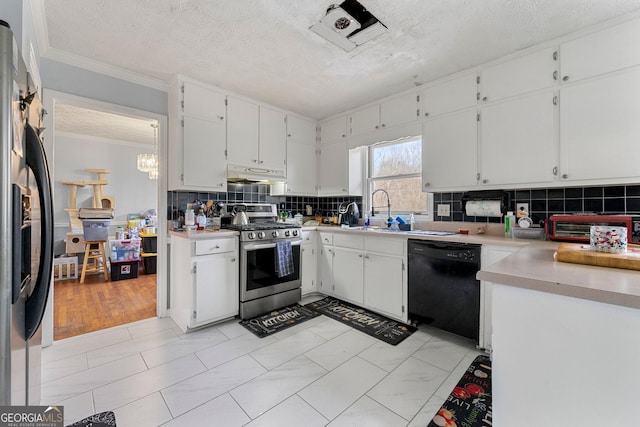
<box><xmin>140</xmin><ymin>233</ymin><xmax>157</xmax><ymax>253</ymax></box>
<box><xmin>65</xmin><ymin>232</ymin><xmax>86</xmax><ymax>253</ymax></box>
<box><xmin>109</xmin><ymin>238</ymin><xmax>141</xmax><ymax>261</ymax></box>
<box><xmin>82</xmin><ymin>219</ymin><xmax>111</xmax><ymax>241</ymax></box>
<box><xmin>142</xmin><ymin>253</ymin><xmax>157</xmax><ymax>274</ymax></box>
<box><xmin>110</xmin><ymin>258</ymin><xmax>139</xmax><ymax>281</ymax></box>
<box><xmin>53</xmin><ymin>256</ymin><xmax>78</xmax><ymax>281</ymax></box>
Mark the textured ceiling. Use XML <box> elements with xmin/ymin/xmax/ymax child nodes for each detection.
<box><xmin>42</xmin><ymin>0</ymin><xmax>640</xmax><ymax>120</ymax></box>
<box><xmin>55</xmin><ymin>104</ymin><xmax>158</xmax><ymax>145</ymax></box>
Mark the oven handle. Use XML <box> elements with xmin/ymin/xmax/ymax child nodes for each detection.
<box><xmin>243</xmin><ymin>239</ymin><xmax>302</xmax><ymax>250</ymax></box>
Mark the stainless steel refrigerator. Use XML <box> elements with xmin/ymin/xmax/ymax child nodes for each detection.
<box><xmin>0</xmin><ymin>20</ymin><xmax>54</xmax><ymax>406</ymax></box>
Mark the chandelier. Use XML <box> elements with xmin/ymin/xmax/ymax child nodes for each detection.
<box><xmin>137</xmin><ymin>123</ymin><xmax>158</xmax><ymax>179</ymax></box>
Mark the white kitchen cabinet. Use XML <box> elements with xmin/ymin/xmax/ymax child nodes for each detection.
<box><xmin>318</xmin><ymin>232</ymin><xmax>334</xmax><ymax>295</ymax></box>
<box><xmin>421</xmin><ymin>72</ymin><xmax>478</xmax><ymax>118</ymax></box>
<box><xmin>287</xmin><ymin>115</ymin><xmax>317</xmax><ymax>143</ymax></box>
<box><xmin>319</xmin><ymin>115</ymin><xmax>347</xmax><ymax>144</ymax></box>
<box><xmin>227</xmin><ymin>97</ymin><xmax>286</xmax><ymax>171</ymax></box>
<box><xmin>422</xmin><ymin>109</ymin><xmax>478</xmax><ymax>191</ymax></box>
<box><xmin>560</xmin><ymin>17</ymin><xmax>640</xmax><ymax>83</ymax></box>
<box><xmin>275</xmin><ymin>115</ymin><xmax>317</xmax><ymax>195</ymax></box>
<box><xmin>324</xmin><ymin>234</ymin><xmax>407</xmax><ymax>322</ymax></box>
<box><xmin>560</xmin><ymin>68</ymin><xmax>640</xmax><ymax>183</ymax></box>
<box><xmin>258</xmin><ymin>106</ymin><xmax>287</xmax><ymax>170</ymax></box>
<box><xmin>479</xmin><ymin>244</ymin><xmax>517</xmax><ymax>351</ymax></box>
<box><xmin>480</xmin><ymin>90</ymin><xmax>557</xmax><ymax>186</ymax></box>
<box><xmin>349</xmin><ymin>93</ymin><xmax>418</xmax><ymax>137</ymax></box>
<box><xmin>168</xmin><ymin>79</ymin><xmax>227</xmax><ymax>191</ymax></box>
<box><xmin>181</xmin><ymin>116</ymin><xmax>227</xmax><ymax>190</ymax></box>
<box><xmin>318</xmin><ymin>140</ymin><xmax>348</xmax><ymax>196</ymax></box>
<box><xmin>301</xmin><ymin>231</ymin><xmax>317</xmax><ymax>296</ymax></box>
<box><xmin>182</xmin><ymin>80</ymin><xmax>226</xmax><ymax>122</ymax></box>
<box><xmin>363</xmin><ymin>238</ymin><xmax>406</xmax><ymax>321</ymax></box>
<box><xmin>480</xmin><ymin>47</ymin><xmax>557</xmax><ymax>102</ymax></box>
<box><xmin>170</xmin><ymin>236</ymin><xmax>239</xmax><ymax>332</ymax></box>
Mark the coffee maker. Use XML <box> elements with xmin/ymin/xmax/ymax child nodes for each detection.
<box><xmin>338</xmin><ymin>202</ymin><xmax>359</xmax><ymax>226</ymax></box>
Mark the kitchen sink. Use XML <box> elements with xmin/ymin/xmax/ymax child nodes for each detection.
<box><xmin>344</xmin><ymin>226</ymin><xmax>457</xmax><ymax>236</ymax></box>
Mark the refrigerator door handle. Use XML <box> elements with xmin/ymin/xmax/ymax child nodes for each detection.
<box><xmin>23</xmin><ymin>124</ymin><xmax>53</xmax><ymax>340</ymax></box>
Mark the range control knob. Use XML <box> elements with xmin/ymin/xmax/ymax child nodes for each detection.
<box><xmin>292</xmin><ymin>230</ymin><xmax>298</xmax><ymax>237</ymax></box>
<box><xmin>284</xmin><ymin>230</ymin><xmax>291</xmax><ymax>237</ymax></box>
<box><xmin>247</xmin><ymin>232</ymin><xmax>256</xmax><ymax>240</ymax></box>
<box><xmin>257</xmin><ymin>231</ymin><xmax>266</xmax><ymax>239</ymax></box>
<box><xmin>272</xmin><ymin>231</ymin><xmax>279</xmax><ymax>238</ymax></box>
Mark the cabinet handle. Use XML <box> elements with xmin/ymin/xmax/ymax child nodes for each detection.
<box><xmin>553</xmin><ymin>71</ymin><xmax>558</xmax><ymax>80</ymax></box>
<box><xmin>482</xmin><ymin>96</ymin><xmax>488</xmax><ymax>102</ymax></box>
<box><xmin>230</xmin><ymin>257</ymin><xmax>236</xmax><ymax>262</ymax></box>
<box><xmin>358</xmin><ymin>254</ymin><xmax>363</xmax><ymax>258</ymax></box>
<box><xmin>424</xmin><ymin>112</ymin><xmax>429</xmax><ymax>117</ymax></box>
<box><xmin>562</xmin><ymin>75</ymin><xmax>569</xmax><ymax>81</ymax></box>
<box><xmin>483</xmin><ymin>179</ymin><xmax>489</xmax><ymax>184</ymax></box>
<box><xmin>424</xmin><ymin>182</ymin><xmax>430</xmax><ymax>187</ymax></box>
<box><xmin>553</xmin><ymin>51</ymin><xmax>558</xmax><ymax>61</ymax></box>
<box><xmin>381</xmin><ymin>123</ymin><xmax>386</xmax><ymax>128</ymax></box>
<box><xmin>252</xmin><ymin>159</ymin><xmax>258</xmax><ymax>163</ymax></box>
<box><xmin>375</xmin><ymin>125</ymin><xmax>379</xmax><ymax>129</ymax></box>
<box><xmin>259</xmin><ymin>160</ymin><xmax>264</xmax><ymax>164</ymax></box>
<box><xmin>553</xmin><ymin>96</ymin><xmax>558</xmax><ymax>105</ymax></box>
<box><xmin>217</xmin><ymin>115</ymin><xmax>224</xmax><ymax>120</ymax></box>
<box><xmin>287</xmin><ymin>188</ymin><xmax>291</xmax><ymax>192</ymax></box>
<box><xmin>342</xmin><ymin>134</ymin><xmax>346</xmax><ymax>138</ymax></box>
<box><xmin>553</xmin><ymin>166</ymin><xmax>558</xmax><ymax>176</ymax></box>
<box><xmin>342</xmin><ymin>188</ymin><xmax>347</xmax><ymax>192</ymax></box>
<box><xmin>287</xmin><ymin>134</ymin><xmax>292</xmax><ymax>137</ymax></box>
<box><xmin>217</xmin><ymin>183</ymin><xmax>224</xmax><ymax>188</ymax></box>
<box><xmin>364</xmin><ymin>254</ymin><xmax>370</xmax><ymax>259</ymax></box>
<box><xmin>562</xmin><ymin>174</ymin><xmax>568</xmax><ymax>179</ymax></box>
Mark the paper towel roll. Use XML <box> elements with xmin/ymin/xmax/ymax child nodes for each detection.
<box><xmin>465</xmin><ymin>200</ymin><xmax>503</xmax><ymax>217</ymax></box>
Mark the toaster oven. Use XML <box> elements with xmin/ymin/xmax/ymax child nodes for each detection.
<box><xmin>548</xmin><ymin>215</ymin><xmax>640</xmax><ymax>244</ymax></box>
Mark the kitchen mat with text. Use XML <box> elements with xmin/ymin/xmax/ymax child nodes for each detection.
<box><xmin>428</xmin><ymin>354</ymin><xmax>492</xmax><ymax>427</ymax></box>
<box><xmin>239</xmin><ymin>304</ymin><xmax>321</xmax><ymax>338</ymax></box>
<box><xmin>305</xmin><ymin>297</ymin><xmax>416</xmax><ymax>346</ymax></box>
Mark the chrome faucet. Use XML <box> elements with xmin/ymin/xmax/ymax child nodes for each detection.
<box><xmin>371</xmin><ymin>189</ymin><xmax>391</xmax><ymax>224</ymax></box>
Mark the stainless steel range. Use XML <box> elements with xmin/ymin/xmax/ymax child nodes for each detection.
<box><xmin>222</xmin><ymin>204</ymin><xmax>302</xmax><ymax>319</ymax></box>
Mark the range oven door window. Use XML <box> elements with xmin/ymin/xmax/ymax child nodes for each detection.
<box><xmin>243</xmin><ymin>242</ymin><xmax>301</xmax><ymax>292</ymax></box>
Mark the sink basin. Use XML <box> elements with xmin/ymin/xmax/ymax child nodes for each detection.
<box><xmin>404</xmin><ymin>230</ymin><xmax>457</xmax><ymax>236</ymax></box>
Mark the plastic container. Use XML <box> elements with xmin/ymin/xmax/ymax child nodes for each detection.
<box><xmin>109</xmin><ymin>238</ymin><xmax>141</xmax><ymax>261</ymax></box>
<box><xmin>140</xmin><ymin>234</ymin><xmax>157</xmax><ymax>253</ymax></box>
<box><xmin>185</xmin><ymin>209</ymin><xmax>195</xmax><ymax>226</ymax></box>
<box><xmin>110</xmin><ymin>258</ymin><xmax>139</xmax><ymax>281</ymax></box>
<box><xmin>82</xmin><ymin>219</ymin><xmax>111</xmax><ymax>241</ymax></box>
<box><xmin>142</xmin><ymin>253</ymin><xmax>157</xmax><ymax>274</ymax></box>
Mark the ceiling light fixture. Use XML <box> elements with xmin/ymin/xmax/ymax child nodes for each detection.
<box><xmin>310</xmin><ymin>0</ymin><xmax>387</xmax><ymax>52</ymax></box>
<box><xmin>137</xmin><ymin>123</ymin><xmax>159</xmax><ymax>179</ymax></box>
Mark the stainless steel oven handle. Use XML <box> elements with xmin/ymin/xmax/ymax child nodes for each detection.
<box><xmin>243</xmin><ymin>239</ymin><xmax>302</xmax><ymax>250</ymax></box>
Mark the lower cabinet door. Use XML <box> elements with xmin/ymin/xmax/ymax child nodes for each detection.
<box><xmin>333</xmin><ymin>247</ymin><xmax>364</xmax><ymax>304</ymax></box>
<box><xmin>194</xmin><ymin>252</ymin><xmax>238</xmax><ymax>325</ymax></box>
<box><xmin>364</xmin><ymin>254</ymin><xmax>404</xmax><ymax>320</ymax></box>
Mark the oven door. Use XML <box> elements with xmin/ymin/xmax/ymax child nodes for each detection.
<box><xmin>240</xmin><ymin>238</ymin><xmax>302</xmax><ymax>302</ymax></box>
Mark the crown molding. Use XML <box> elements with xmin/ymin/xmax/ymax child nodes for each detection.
<box><xmin>28</xmin><ymin>0</ymin><xmax>49</xmax><ymax>55</ymax></box>
<box><xmin>42</xmin><ymin>47</ymin><xmax>169</xmax><ymax>92</ymax></box>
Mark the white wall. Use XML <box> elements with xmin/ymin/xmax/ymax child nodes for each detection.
<box><xmin>54</xmin><ymin>132</ymin><xmax>156</xmax><ymax>254</ymax></box>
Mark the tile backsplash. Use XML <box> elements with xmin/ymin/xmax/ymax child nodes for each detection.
<box><xmin>168</xmin><ymin>183</ymin><xmax>362</xmax><ymax>220</ymax></box>
<box><xmin>433</xmin><ymin>184</ymin><xmax>640</xmax><ymax>225</ymax></box>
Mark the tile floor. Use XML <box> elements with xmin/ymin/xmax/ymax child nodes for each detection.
<box><xmin>42</xmin><ymin>296</ymin><xmax>484</xmax><ymax>426</ymax></box>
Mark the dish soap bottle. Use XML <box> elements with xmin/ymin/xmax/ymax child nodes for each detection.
<box><xmin>505</xmin><ymin>211</ymin><xmax>515</xmax><ymax>238</ymax></box>
<box><xmin>196</xmin><ymin>208</ymin><xmax>207</xmax><ymax>230</ymax></box>
<box><xmin>409</xmin><ymin>213</ymin><xmax>415</xmax><ymax>231</ymax></box>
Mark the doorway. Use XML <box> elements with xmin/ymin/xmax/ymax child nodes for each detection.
<box><xmin>41</xmin><ymin>91</ymin><xmax>168</xmax><ymax>344</ymax></box>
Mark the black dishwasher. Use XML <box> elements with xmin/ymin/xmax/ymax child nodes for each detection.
<box><xmin>408</xmin><ymin>239</ymin><xmax>481</xmax><ymax>342</ymax></box>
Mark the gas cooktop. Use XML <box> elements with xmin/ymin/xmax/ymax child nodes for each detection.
<box><xmin>223</xmin><ymin>222</ymin><xmax>301</xmax><ymax>232</ymax></box>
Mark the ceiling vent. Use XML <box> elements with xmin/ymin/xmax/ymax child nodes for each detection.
<box><xmin>310</xmin><ymin>0</ymin><xmax>387</xmax><ymax>52</ymax></box>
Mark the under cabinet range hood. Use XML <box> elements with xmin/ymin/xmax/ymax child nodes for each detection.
<box><xmin>310</xmin><ymin>0</ymin><xmax>387</xmax><ymax>52</ymax></box>
<box><xmin>227</xmin><ymin>164</ymin><xmax>286</xmax><ymax>183</ymax></box>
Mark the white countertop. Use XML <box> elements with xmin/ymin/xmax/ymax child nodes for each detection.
<box><xmin>478</xmin><ymin>242</ymin><xmax>640</xmax><ymax>309</ymax></box>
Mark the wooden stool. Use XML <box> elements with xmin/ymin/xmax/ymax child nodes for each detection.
<box><xmin>80</xmin><ymin>241</ymin><xmax>109</xmax><ymax>283</ymax></box>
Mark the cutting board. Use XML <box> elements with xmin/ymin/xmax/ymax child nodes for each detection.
<box><xmin>554</xmin><ymin>243</ymin><xmax>640</xmax><ymax>271</ymax></box>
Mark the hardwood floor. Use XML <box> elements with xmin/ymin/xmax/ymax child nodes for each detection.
<box><xmin>53</xmin><ymin>268</ymin><xmax>157</xmax><ymax>340</ymax></box>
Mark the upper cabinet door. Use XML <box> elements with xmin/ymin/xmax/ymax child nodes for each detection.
<box><xmin>480</xmin><ymin>47</ymin><xmax>557</xmax><ymax>102</ymax></box>
<box><xmin>422</xmin><ymin>110</ymin><xmax>478</xmax><ymax>191</ymax></box>
<box><xmin>182</xmin><ymin>116</ymin><xmax>227</xmax><ymax>190</ymax></box>
<box><xmin>349</xmin><ymin>104</ymin><xmax>380</xmax><ymax>136</ymax></box>
<box><xmin>287</xmin><ymin>115</ymin><xmax>316</xmax><ymax>144</ymax></box>
<box><xmin>227</xmin><ymin>96</ymin><xmax>259</xmax><ymax>166</ymax></box>
<box><xmin>258</xmin><ymin>106</ymin><xmax>287</xmax><ymax>169</ymax></box>
<box><xmin>560</xmin><ymin>68</ymin><xmax>640</xmax><ymax>182</ymax></box>
<box><xmin>320</xmin><ymin>115</ymin><xmax>347</xmax><ymax>143</ymax></box>
<box><xmin>480</xmin><ymin>91</ymin><xmax>557</xmax><ymax>186</ymax></box>
<box><xmin>421</xmin><ymin>72</ymin><xmax>478</xmax><ymax>118</ymax></box>
<box><xmin>182</xmin><ymin>81</ymin><xmax>226</xmax><ymax>122</ymax></box>
<box><xmin>560</xmin><ymin>18</ymin><xmax>640</xmax><ymax>83</ymax></box>
<box><xmin>380</xmin><ymin>92</ymin><xmax>419</xmax><ymax>128</ymax></box>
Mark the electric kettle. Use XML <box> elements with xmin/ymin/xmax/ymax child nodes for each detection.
<box><xmin>231</xmin><ymin>204</ymin><xmax>249</xmax><ymax>226</ymax></box>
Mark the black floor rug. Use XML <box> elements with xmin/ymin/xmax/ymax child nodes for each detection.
<box><xmin>305</xmin><ymin>297</ymin><xmax>416</xmax><ymax>346</ymax></box>
<box><xmin>239</xmin><ymin>304</ymin><xmax>321</xmax><ymax>338</ymax></box>
<box><xmin>428</xmin><ymin>355</ymin><xmax>492</xmax><ymax>427</ymax></box>
<box><xmin>67</xmin><ymin>411</ymin><xmax>116</xmax><ymax>426</ymax></box>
